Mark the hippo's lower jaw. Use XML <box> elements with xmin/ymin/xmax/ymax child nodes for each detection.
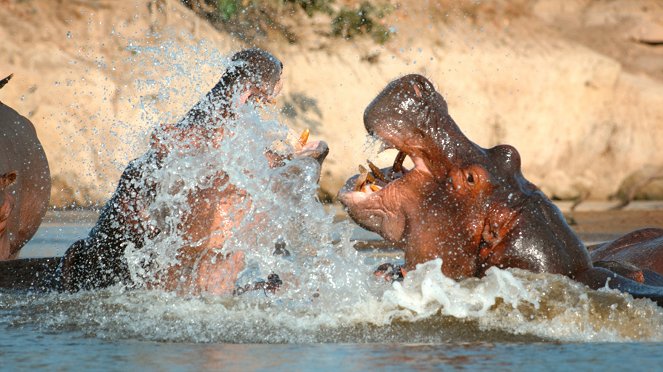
<box><xmin>337</xmin><ymin>135</ymin><xmax>434</xmax><ymax>243</ymax></box>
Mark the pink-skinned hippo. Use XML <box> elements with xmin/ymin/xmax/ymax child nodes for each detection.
<box><xmin>54</xmin><ymin>48</ymin><xmax>329</xmax><ymax>295</ymax></box>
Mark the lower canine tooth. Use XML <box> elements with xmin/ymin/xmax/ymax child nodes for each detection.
<box><xmin>369</xmin><ymin>184</ymin><xmax>381</xmax><ymax>192</ymax></box>
<box><xmin>393</xmin><ymin>151</ymin><xmax>406</xmax><ymax>173</ymax></box>
<box><xmin>354</xmin><ymin>165</ymin><xmax>369</xmax><ymax>191</ymax></box>
<box><xmin>298</xmin><ymin>128</ymin><xmax>310</xmax><ymax>147</ymax></box>
<box><xmin>358</xmin><ymin>164</ymin><xmax>375</xmax><ymax>183</ymax></box>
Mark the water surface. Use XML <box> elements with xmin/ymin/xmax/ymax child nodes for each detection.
<box><xmin>4</xmin><ymin>211</ymin><xmax>663</xmax><ymax>370</ymax></box>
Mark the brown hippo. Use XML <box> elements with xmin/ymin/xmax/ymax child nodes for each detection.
<box><xmin>338</xmin><ymin>74</ymin><xmax>663</xmax><ymax>305</ymax></box>
<box><xmin>590</xmin><ymin>228</ymin><xmax>663</xmax><ymax>286</ymax></box>
<box><xmin>0</xmin><ymin>74</ymin><xmax>51</xmax><ymax>261</ymax></box>
<box><xmin>55</xmin><ymin>48</ymin><xmax>328</xmax><ymax>294</ymax></box>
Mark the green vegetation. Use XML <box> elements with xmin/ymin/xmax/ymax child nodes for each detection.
<box><xmin>182</xmin><ymin>0</ymin><xmax>393</xmax><ymax>44</ymax></box>
<box><xmin>331</xmin><ymin>2</ymin><xmax>391</xmax><ymax>44</ymax></box>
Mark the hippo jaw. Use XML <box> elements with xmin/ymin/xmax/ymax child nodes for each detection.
<box><xmin>338</xmin><ymin>75</ymin><xmax>463</xmax><ymax>245</ymax></box>
<box><xmin>337</xmin><ymin>137</ymin><xmax>434</xmax><ymax>243</ymax></box>
<box><xmin>339</xmin><ymin>75</ymin><xmax>538</xmax><ymax>278</ymax></box>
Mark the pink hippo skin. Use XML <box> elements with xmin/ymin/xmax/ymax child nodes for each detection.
<box><xmin>58</xmin><ymin>49</ymin><xmax>328</xmax><ymax>294</ymax></box>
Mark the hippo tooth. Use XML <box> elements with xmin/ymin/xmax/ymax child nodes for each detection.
<box><xmin>358</xmin><ymin>164</ymin><xmax>376</xmax><ymax>184</ymax></box>
<box><xmin>393</xmin><ymin>151</ymin><xmax>407</xmax><ymax>174</ymax></box>
<box><xmin>298</xmin><ymin>128</ymin><xmax>310</xmax><ymax>148</ymax></box>
<box><xmin>367</xmin><ymin>160</ymin><xmax>388</xmax><ymax>182</ymax></box>
<box><xmin>369</xmin><ymin>184</ymin><xmax>381</xmax><ymax>192</ymax></box>
<box><xmin>354</xmin><ymin>165</ymin><xmax>370</xmax><ymax>191</ymax></box>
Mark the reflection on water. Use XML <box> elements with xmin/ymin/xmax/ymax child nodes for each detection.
<box><xmin>3</xmin><ymin>321</ymin><xmax>663</xmax><ymax>371</ymax></box>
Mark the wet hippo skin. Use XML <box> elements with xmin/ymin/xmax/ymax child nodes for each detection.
<box><xmin>56</xmin><ymin>48</ymin><xmax>328</xmax><ymax>294</ymax></box>
<box><xmin>7</xmin><ymin>49</ymin><xmax>325</xmax><ymax>295</ymax></box>
<box><xmin>0</xmin><ymin>74</ymin><xmax>51</xmax><ymax>261</ymax></box>
<box><xmin>338</xmin><ymin>74</ymin><xmax>663</xmax><ymax>305</ymax></box>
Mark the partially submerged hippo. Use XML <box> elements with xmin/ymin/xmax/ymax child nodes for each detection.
<box><xmin>0</xmin><ymin>74</ymin><xmax>51</xmax><ymax>261</ymax></box>
<box><xmin>57</xmin><ymin>48</ymin><xmax>328</xmax><ymax>294</ymax></box>
<box><xmin>0</xmin><ymin>49</ymin><xmax>327</xmax><ymax>294</ymax></box>
<box><xmin>338</xmin><ymin>74</ymin><xmax>663</xmax><ymax>305</ymax></box>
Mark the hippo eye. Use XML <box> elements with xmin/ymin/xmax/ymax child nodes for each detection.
<box><xmin>466</xmin><ymin>173</ymin><xmax>475</xmax><ymax>185</ymax></box>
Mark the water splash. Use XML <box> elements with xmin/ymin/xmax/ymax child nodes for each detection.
<box><xmin>3</xmin><ymin>43</ymin><xmax>663</xmax><ymax>343</ymax></box>
<box><xmin>379</xmin><ymin>259</ymin><xmax>663</xmax><ymax>342</ymax></box>
<box><xmin>3</xmin><ymin>258</ymin><xmax>663</xmax><ymax>343</ymax></box>
<box><xmin>115</xmin><ymin>41</ymin><xmax>378</xmax><ymax>303</ymax></box>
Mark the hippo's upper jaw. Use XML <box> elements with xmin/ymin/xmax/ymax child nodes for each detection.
<box><xmin>338</xmin><ymin>74</ymin><xmax>577</xmax><ymax>279</ymax></box>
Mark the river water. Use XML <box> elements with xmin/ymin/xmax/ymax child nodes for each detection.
<box><xmin>2</xmin><ymin>210</ymin><xmax>663</xmax><ymax>370</ymax></box>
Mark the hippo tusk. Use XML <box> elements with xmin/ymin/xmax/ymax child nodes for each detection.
<box><xmin>354</xmin><ymin>165</ymin><xmax>372</xmax><ymax>191</ymax></box>
<box><xmin>369</xmin><ymin>184</ymin><xmax>381</xmax><ymax>192</ymax></box>
<box><xmin>298</xmin><ymin>128</ymin><xmax>310</xmax><ymax>148</ymax></box>
<box><xmin>362</xmin><ymin>165</ymin><xmax>376</xmax><ymax>184</ymax></box>
<box><xmin>392</xmin><ymin>151</ymin><xmax>406</xmax><ymax>174</ymax></box>
<box><xmin>367</xmin><ymin>160</ymin><xmax>388</xmax><ymax>182</ymax></box>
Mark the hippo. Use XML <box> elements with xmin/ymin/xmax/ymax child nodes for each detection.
<box><xmin>590</xmin><ymin>228</ymin><xmax>663</xmax><ymax>285</ymax></box>
<box><xmin>54</xmin><ymin>48</ymin><xmax>329</xmax><ymax>294</ymax></box>
<box><xmin>338</xmin><ymin>74</ymin><xmax>663</xmax><ymax>305</ymax></box>
<box><xmin>0</xmin><ymin>74</ymin><xmax>51</xmax><ymax>261</ymax></box>
<box><xmin>49</xmin><ymin>49</ymin><xmax>327</xmax><ymax>294</ymax></box>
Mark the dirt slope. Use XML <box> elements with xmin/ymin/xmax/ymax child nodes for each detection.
<box><xmin>1</xmin><ymin>0</ymin><xmax>662</xmax><ymax>206</ymax></box>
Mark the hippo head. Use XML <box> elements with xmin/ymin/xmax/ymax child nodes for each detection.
<box><xmin>174</xmin><ymin>48</ymin><xmax>284</xmax><ymax>131</ymax></box>
<box><xmin>157</xmin><ymin>48</ymin><xmax>329</xmax><ymax>165</ymax></box>
<box><xmin>338</xmin><ymin>75</ymin><xmax>587</xmax><ymax>279</ymax></box>
<box><xmin>223</xmin><ymin>48</ymin><xmax>284</xmax><ymax>106</ymax></box>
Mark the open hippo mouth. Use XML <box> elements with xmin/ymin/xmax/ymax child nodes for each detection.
<box><xmin>337</xmin><ymin>141</ymin><xmax>433</xmax><ymax>243</ymax></box>
<box><xmin>337</xmin><ymin>74</ymin><xmax>452</xmax><ymax>243</ymax></box>
<box><xmin>339</xmin><ymin>140</ymin><xmax>432</xmax><ymax>211</ymax></box>
<box><xmin>337</xmin><ymin>74</ymin><xmax>529</xmax><ymax>267</ymax></box>
<box><xmin>344</xmin><ymin>141</ymin><xmax>431</xmax><ymax>197</ymax></box>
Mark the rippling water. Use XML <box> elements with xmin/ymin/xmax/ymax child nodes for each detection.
<box><xmin>4</xmin><ymin>216</ymin><xmax>663</xmax><ymax>369</ymax></box>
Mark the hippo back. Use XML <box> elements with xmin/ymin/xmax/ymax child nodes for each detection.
<box><xmin>0</xmin><ymin>102</ymin><xmax>50</xmax><ymax>259</ymax></box>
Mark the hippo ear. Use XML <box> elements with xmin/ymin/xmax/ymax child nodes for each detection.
<box><xmin>489</xmin><ymin>145</ymin><xmax>522</xmax><ymax>173</ymax></box>
<box><xmin>0</xmin><ymin>74</ymin><xmax>12</xmax><ymax>90</ymax></box>
<box><xmin>0</xmin><ymin>171</ymin><xmax>17</xmax><ymax>189</ymax></box>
